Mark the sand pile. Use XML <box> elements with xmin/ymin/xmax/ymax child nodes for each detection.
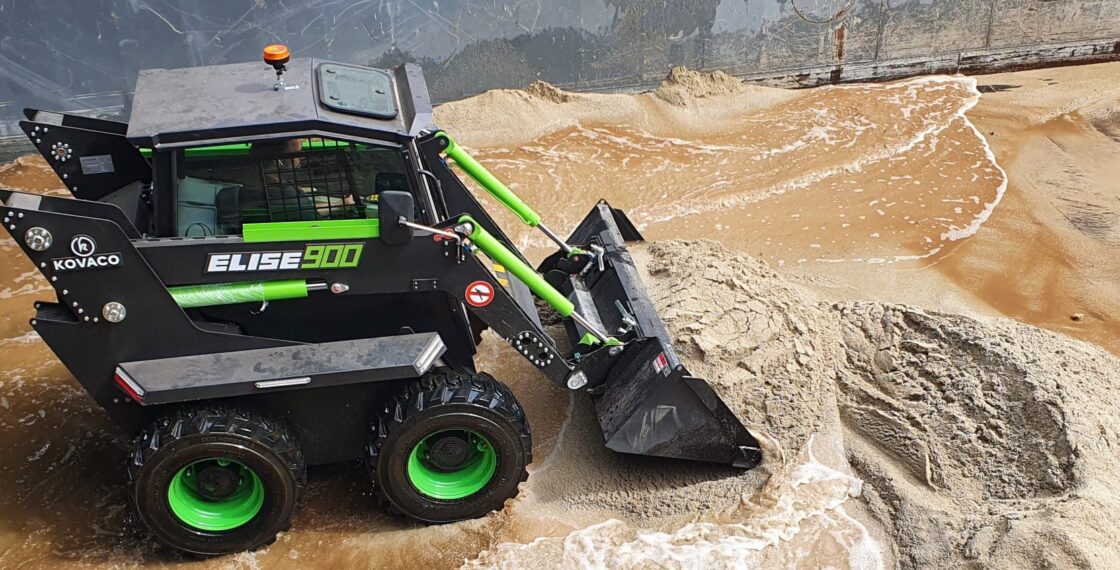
<box><xmin>432</xmin><ymin>68</ymin><xmax>796</xmax><ymax>149</ymax></box>
<box><xmin>467</xmin><ymin>240</ymin><xmax>1120</xmax><ymax>569</ymax></box>
<box><xmin>654</xmin><ymin>67</ymin><xmax>751</xmax><ymax>106</ymax></box>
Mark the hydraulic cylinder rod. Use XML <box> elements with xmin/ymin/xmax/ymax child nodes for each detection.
<box><xmin>458</xmin><ymin>216</ymin><xmax>614</xmax><ymax>343</ymax></box>
<box><xmin>168</xmin><ymin>279</ymin><xmax>320</xmax><ymax>309</ymax></box>
<box><xmin>436</xmin><ymin>132</ymin><xmax>574</xmax><ymax>254</ymax></box>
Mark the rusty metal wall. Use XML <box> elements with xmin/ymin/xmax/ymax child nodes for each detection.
<box><xmin>0</xmin><ymin>0</ymin><xmax>1117</xmax><ymax>137</ymax></box>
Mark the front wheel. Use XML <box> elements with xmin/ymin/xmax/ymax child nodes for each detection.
<box><xmin>368</xmin><ymin>369</ymin><xmax>531</xmax><ymax>522</ymax></box>
<box><xmin>128</xmin><ymin>408</ymin><xmax>306</xmax><ymax>555</ymax></box>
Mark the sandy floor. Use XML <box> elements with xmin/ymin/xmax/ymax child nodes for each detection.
<box><xmin>0</xmin><ymin>62</ymin><xmax>1117</xmax><ymax>568</ymax></box>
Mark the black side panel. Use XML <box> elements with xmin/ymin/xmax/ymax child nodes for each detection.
<box><xmin>19</xmin><ymin>113</ymin><xmax>151</xmax><ymax>201</ymax></box>
<box><xmin>98</xmin><ymin>181</ymin><xmax>150</xmax><ymax>234</ymax></box>
<box><xmin>240</xmin><ymin>381</ymin><xmax>407</xmax><ymax>466</ymax></box>
<box><xmin>0</xmin><ymin>203</ymin><xmax>294</xmax><ymax>432</ymax></box>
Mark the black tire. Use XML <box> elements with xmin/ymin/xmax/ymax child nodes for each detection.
<box><xmin>368</xmin><ymin>369</ymin><xmax>531</xmax><ymax>523</ymax></box>
<box><xmin>128</xmin><ymin>408</ymin><xmax>306</xmax><ymax>555</ymax></box>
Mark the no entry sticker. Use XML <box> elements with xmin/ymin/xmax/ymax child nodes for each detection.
<box><xmin>465</xmin><ymin>281</ymin><xmax>495</xmax><ymax>307</ymax></box>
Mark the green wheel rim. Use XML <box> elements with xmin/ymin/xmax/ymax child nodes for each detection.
<box><xmin>167</xmin><ymin>458</ymin><xmax>265</xmax><ymax>532</ymax></box>
<box><xmin>407</xmin><ymin>430</ymin><xmax>497</xmax><ymax>500</ymax></box>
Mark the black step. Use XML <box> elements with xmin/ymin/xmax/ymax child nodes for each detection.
<box><xmin>118</xmin><ymin>332</ymin><xmax>445</xmax><ymax>405</ymax></box>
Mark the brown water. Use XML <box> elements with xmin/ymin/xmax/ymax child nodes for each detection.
<box><xmin>0</xmin><ymin>67</ymin><xmax>1116</xmax><ymax>568</ymax></box>
<box><xmin>477</xmin><ymin>76</ymin><xmax>1003</xmax><ymax>268</ymax></box>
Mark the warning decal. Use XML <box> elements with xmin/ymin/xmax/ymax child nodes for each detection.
<box><xmin>465</xmin><ymin>280</ymin><xmax>495</xmax><ymax>308</ymax></box>
<box><xmin>652</xmin><ymin>352</ymin><xmax>669</xmax><ymax>376</ymax></box>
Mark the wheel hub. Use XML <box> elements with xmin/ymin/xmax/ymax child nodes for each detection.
<box><xmin>167</xmin><ymin>457</ymin><xmax>265</xmax><ymax>532</ymax></box>
<box><xmin>193</xmin><ymin>461</ymin><xmax>243</xmax><ymax>500</ymax></box>
<box><xmin>425</xmin><ymin>434</ymin><xmax>472</xmax><ymax>471</ymax></box>
<box><xmin>407</xmin><ymin>429</ymin><xmax>498</xmax><ymax>500</ymax></box>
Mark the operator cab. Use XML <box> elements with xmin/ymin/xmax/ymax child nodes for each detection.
<box><xmin>122</xmin><ymin>52</ymin><xmax>435</xmax><ymax>238</ymax></box>
<box><xmin>172</xmin><ymin>136</ymin><xmax>413</xmax><ymax>237</ymax></box>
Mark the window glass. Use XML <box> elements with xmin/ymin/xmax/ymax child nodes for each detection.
<box><xmin>175</xmin><ymin>137</ymin><xmax>408</xmax><ymax>236</ymax></box>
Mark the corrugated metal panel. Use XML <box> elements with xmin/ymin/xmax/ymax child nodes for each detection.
<box><xmin>0</xmin><ymin>0</ymin><xmax>1116</xmax><ymax>137</ymax></box>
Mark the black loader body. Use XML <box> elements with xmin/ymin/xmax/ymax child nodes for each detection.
<box><xmin>0</xmin><ymin>52</ymin><xmax>761</xmax><ymax>554</ymax></box>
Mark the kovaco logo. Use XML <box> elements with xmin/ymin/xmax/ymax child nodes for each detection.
<box><xmin>206</xmin><ymin>243</ymin><xmax>364</xmax><ymax>273</ymax></box>
<box><xmin>51</xmin><ymin>234</ymin><xmax>123</xmax><ymax>273</ymax></box>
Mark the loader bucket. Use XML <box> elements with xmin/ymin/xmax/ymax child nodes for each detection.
<box><xmin>543</xmin><ymin>202</ymin><xmax>763</xmax><ymax>469</ymax></box>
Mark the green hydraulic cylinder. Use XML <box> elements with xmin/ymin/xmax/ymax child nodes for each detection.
<box><xmin>458</xmin><ymin>215</ymin><xmax>573</xmax><ymax>317</ymax></box>
<box><xmin>435</xmin><ymin>131</ymin><xmax>542</xmax><ymax>227</ymax></box>
<box><xmin>168</xmin><ymin>280</ymin><xmax>311</xmax><ymax>309</ymax></box>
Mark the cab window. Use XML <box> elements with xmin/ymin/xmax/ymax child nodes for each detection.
<box><xmin>174</xmin><ymin>137</ymin><xmax>410</xmax><ymax>237</ymax></box>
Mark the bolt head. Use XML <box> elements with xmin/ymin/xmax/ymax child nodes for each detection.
<box><xmin>102</xmin><ymin>302</ymin><xmax>126</xmax><ymax>323</ymax></box>
<box><xmin>566</xmin><ymin>371</ymin><xmax>588</xmax><ymax>390</ymax></box>
<box><xmin>24</xmin><ymin>227</ymin><xmax>53</xmax><ymax>251</ymax></box>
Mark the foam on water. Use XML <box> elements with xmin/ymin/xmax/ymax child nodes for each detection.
<box><xmin>465</xmin><ymin>437</ymin><xmax>885</xmax><ymax>570</ymax></box>
<box><xmin>471</xmin><ymin>75</ymin><xmax>1007</xmax><ymax>266</ymax></box>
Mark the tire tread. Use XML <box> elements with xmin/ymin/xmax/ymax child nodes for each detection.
<box><xmin>367</xmin><ymin>369</ymin><xmax>532</xmax><ymax>517</ymax></box>
<box><xmin>127</xmin><ymin>407</ymin><xmax>307</xmax><ymax>549</ymax></box>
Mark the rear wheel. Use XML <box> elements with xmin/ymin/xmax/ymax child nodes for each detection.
<box><xmin>368</xmin><ymin>369</ymin><xmax>531</xmax><ymax>522</ymax></box>
<box><xmin>128</xmin><ymin>408</ymin><xmax>305</xmax><ymax>555</ymax></box>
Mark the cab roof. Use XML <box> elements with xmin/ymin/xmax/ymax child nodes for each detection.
<box><xmin>125</xmin><ymin>58</ymin><xmax>432</xmax><ymax>149</ymax></box>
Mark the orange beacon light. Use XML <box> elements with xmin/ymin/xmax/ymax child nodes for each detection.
<box><xmin>263</xmin><ymin>44</ymin><xmax>294</xmax><ymax>90</ymax></box>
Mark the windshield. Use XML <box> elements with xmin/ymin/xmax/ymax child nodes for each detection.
<box><xmin>174</xmin><ymin>137</ymin><xmax>409</xmax><ymax>237</ymax></box>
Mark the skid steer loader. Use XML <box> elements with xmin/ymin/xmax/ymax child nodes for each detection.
<box><xmin>0</xmin><ymin>45</ymin><xmax>761</xmax><ymax>555</ymax></box>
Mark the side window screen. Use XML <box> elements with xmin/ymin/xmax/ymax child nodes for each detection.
<box><xmin>176</xmin><ymin>138</ymin><xmax>408</xmax><ymax>236</ymax></box>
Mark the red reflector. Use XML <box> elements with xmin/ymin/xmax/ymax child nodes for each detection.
<box><xmin>114</xmin><ymin>371</ymin><xmax>144</xmax><ymax>403</ymax></box>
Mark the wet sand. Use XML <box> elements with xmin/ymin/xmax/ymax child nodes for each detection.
<box><xmin>440</xmin><ymin>64</ymin><xmax>1118</xmax><ymax>356</ymax></box>
<box><xmin>0</xmin><ymin>62</ymin><xmax>1118</xmax><ymax>568</ymax></box>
